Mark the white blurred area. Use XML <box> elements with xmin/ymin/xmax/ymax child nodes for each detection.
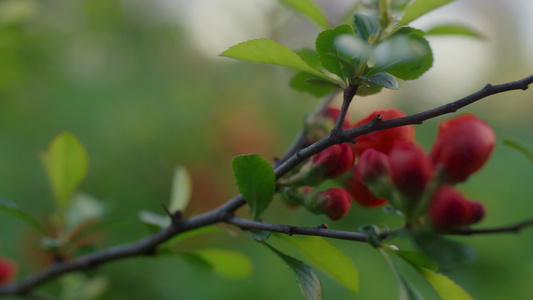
<box><xmin>151</xmin><ymin>0</ymin><xmax>532</xmax><ymax>110</ymax></box>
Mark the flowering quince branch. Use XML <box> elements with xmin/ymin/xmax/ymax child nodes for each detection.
<box><xmin>1</xmin><ymin>74</ymin><xmax>533</xmax><ymax>297</ymax></box>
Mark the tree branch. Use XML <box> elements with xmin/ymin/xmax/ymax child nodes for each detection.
<box><xmin>1</xmin><ymin>74</ymin><xmax>532</xmax><ymax>297</ymax></box>
<box><xmin>447</xmin><ymin>218</ymin><xmax>533</xmax><ymax>236</ymax></box>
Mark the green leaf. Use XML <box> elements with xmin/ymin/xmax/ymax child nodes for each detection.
<box><xmin>175</xmin><ymin>252</ymin><xmax>214</xmax><ymax>269</ymax></box>
<box><xmin>41</xmin><ymin>131</ymin><xmax>89</xmax><ymax>211</ymax></box>
<box><xmin>417</xmin><ymin>267</ymin><xmax>474</xmax><ymax>300</ymax></box>
<box><xmin>396</xmin><ymin>0</ymin><xmax>455</xmax><ymax>28</ymax></box>
<box><xmin>425</xmin><ymin>24</ymin><xmax>484</xmax><ymax>38</ymax></box>
<box><xmin>316</xmin><ymin>24</ymin><xmax>357</xmax><ymax>80</ymax></box>
<box><xmin>290</xmin><ymin>72</ymin><xmax>338</xmax><ymax>97</ymax></box>
<box><xmin>169</xmin><ymin>166</ymin><xmax>192</xmax><ymax>213</ymax></box>
<box><xmin>279</xmin><ymin>0</ymin><xmax>329</xmax><ymax>29</ymax></box>
<box><xmin>365</xmin><ymin>72</ymin><xmax>398</xmax><ymax>89</ymax></box>
<box><xmin>353</xmin><ymin>12</ymin><xmax>379</xmax><ymax>42</ymax></box>
<box><xmin>195</xmin><ymin>248</ymin><xmax>253</xmax><ymax>279</ymax></box>
<box><xmin>221</xmin><ymin>39</ymin><xmax>329</xmax><ymax>79</ymax></box>
<box><xmin>0</xmin><ymin>198</ymin><xmax>46</xmax><ymax>234</ymax></box>
<box><xmin>398</xmin><ymin>274</ymin><xmax>424</xmax><ymax>300</ymax></box>
<box><xmin>395</xmin><ymin>250</ymin><xmax>438</xmax><ymax>271</ymax></box>
<box><xmin>66</xmin><ymin>219</ymin><xmax>133</xmax><ymax>247</ymax></box>
<box><xmin>411</xmin><ymin>232</ymin><xmax>476</xmax><ymax>271</ymax></box>
<box><xmin>263</xmin><ymin>242</ymin><xmax>323</xmax><ymax>300</ymax></box>
<box><xmin>231</xmin><ymin>154</ymin><xmax>276</xmax><ymax>220</ymax></box>
<box><xmin>503</xmin><ymin>139</ymin><xmax>533</xmax><ymax>164</ymax></box>
<box><xmin>277</xmin><ymin>235</ymin><xmax>359</xmax><ymax>293</ymax></box>
<box><xmin>65</xmin><ymin>193</ymin><xmax>107</xmax><ymax>231</ymax></box>
<box><xmin>295</xmin><ymin>49</ymin><xmax>322</xmax><ymax>69</ymax></box>
<box><xmin>382</xmin><ymin>28</ymin><xmax>433</xmax><ymax>80</ymax></box>
<box><xmin>356</xmin><ymin>82</ymin><xmax>383</xmax><ymax>96</ymax></box>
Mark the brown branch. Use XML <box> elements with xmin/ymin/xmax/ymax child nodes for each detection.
<box><xmin>447</xmin><ymin>218</ymin><xmax>533</xmax><ymax>236</ymax></box>
<box><xmin>0</xmin><ymin>74</ymin><xmax>532</xmax><ymax>297</ymax></box>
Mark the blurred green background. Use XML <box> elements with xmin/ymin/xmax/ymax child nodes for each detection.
<box><xmin>1</xmin><ymin>0</ymin><xmax>533</xmax><ymax>299</ymax></box>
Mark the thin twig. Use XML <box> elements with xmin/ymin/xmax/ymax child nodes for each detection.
<box><xmin>448</xmin><ymin>218</ymin><xmax>533</xmax><ymax>236</ymax></box>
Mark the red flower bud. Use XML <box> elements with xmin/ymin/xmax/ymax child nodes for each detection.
<box><xmin>427</xmin><ymin>186</ymin><xmax>486</xmax><ymax>230</ymax></box>
<box><xmin>312</xmin><ymin>144</ymin><xmax>355</xmax><ymax>179</ymax></box>
<box><xmin>317</xmin><ymin>188</ymin><xmax>352</xmax><ymax>220</ymax></box>
<box><xmin>346</xmin><ymin>170</ymin><xmax>387</xmax><ymax>207</ymax></box>
<box><xmin>352</xmin><ymin>109</ymin><xmax>415</xmax><ymax>156</ymax></box>
<box><xmin>355</xmin><ymin>149</ymin><xmax>390</xmax><ymax>183</ymax></box>
<box><xmin>389</xmin><ymin>141</ymin><xmax>433</xmax><ymax>197</ymax></box>
<box><xmin>0</xmin><ymin>256</ymin><xmax>17</xmax><ymax>285</ymax></box>
<box><xmin>430</xmin><ymin>114</ymin><xmax>495</xmax><ymax>183</ymax></box>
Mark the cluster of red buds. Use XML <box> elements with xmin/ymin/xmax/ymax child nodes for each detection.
<box><xmin>280</xmin><ymin>107</ymin><xmax>495</xmax><ymax>230</ymax></box>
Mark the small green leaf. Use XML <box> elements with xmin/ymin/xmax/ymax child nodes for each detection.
<box><xmin>138</xmin><ymin>210</ymin><xmax>170</xmax><ymax>230</ymax></box>
<box><xmin>425</xmin><ymin>24</ymin><xmax>484</xmax><ymax>38</ymax></box>
<box><xmin>41</xmin><ymin>132</ymin><xmax>89</xmax><ymax>211</ymax></box>
<box><xmin>277</xmin><ymin>235</ymin><xmax>359</xmax><ymax>293</ymax></box>
<box><xmin>398</xmin><ymin>273</ymin><xmax>424</xmax><ymax>300</ymax></box>
<box><xmin>195</xmin><ymin>248</ymin><xmax>253</xmax><ymax>279</ymax></box>
<box><xmin>353</xmin><ymin>12</ymin><xmax>379</xmax><ymax>42</ymax></box>
<box><xmin>417</xmin><ymin>267</ymin><xmax>474</xmax><ymax>300</ymax></box>
<box><xmin>65</xmin><ymin>193</ymin><xmax>107</xmax><ymax>231</ymax></box>
<box><xmin>411</xmin><ymin>232</ymin><xmax>476</xmax><ymax>271</ymax></box>
<box><xmin>356</xmin><ymin>82</ymin><xmax>383</xmax><ymax>96</ymax></box>
<box><xmin>248</xmin><ymin>230</ymin><xmax>272</xmax><ymax>242</ymax></box>
<box><xmin>395</xmin><ymin>250</ymin><xmax>438</xmax><ymax>271</ymax></box>
<box><xmin>169</xmin><ymin>166</ymin><xmax>192</xmax><ymax>213</ymax></box>
<box><xmin>231</xmin><ymin>154</ymin><xmax>276</xmax><ymax>220</ymax></box>
<box><xmin>316</xmin><ymin>24</ymin><xmax>357</xmax><ymax>80</ymax></box>
<box><xmin>279</xmin><ymin>0</ymin><xmax>329</xmax><ymax>29</ymax></box>
<box><xmin>221</xmin><ymin>39</ymin><xmax>330</xmax><ymax>80</ymax></box>
<box><xmin>365</xmin><ymin>72</ymin><xmax>398</xmax><ymax>89</ymax></box>
<box><xmin>263</xmin><ymin>242</ymin><xmax>323</xmax><ymax>300</ymax></box>
<box><xmin>396</xmin><ymin>0</ymin><xmax>455</xmax><ymax>28</ymax></box>
<box><xmin>290</xmin><ymin>72</ymin><xmax>338</xmax><ymax>97</ymax></box>
<box><xmin>503</xmin><ymin>139</ymin><xmax>533</xmax><ymax>164</ymax></box>
<box><xmin>175</xmin><ymin>253</ymin><xmax>214</xmax><ymax>269</ymax></box>
<box><xmin>381</xmin><ymin>28</ymin><xmax>433</xmax><ymax>80</ymax></box>
<box><xmin>295</xmin><ymin>49</ymin><xmax>322</xmax><ymax>69</ymax></box>
<box><xmin>0</xmin><ymin>198</ymin><xmax>46</xmax><ymax>234</ymax></box>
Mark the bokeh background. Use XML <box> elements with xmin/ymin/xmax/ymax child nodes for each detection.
<box><xmin>1</xmin><ymin>0</ymin><xmax>533</xmax><ymax>299</ymax></box>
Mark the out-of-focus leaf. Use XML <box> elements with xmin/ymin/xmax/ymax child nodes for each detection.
<box><xmin>221</xmin><ymin>39</ymin><xmax>330</xmax><ymax>80</ymax></box>
<box><xmin>162</xmin><ymin>226</ymin><xmax>230</xmax><ymax>247</ymax></box>
<box><xmin>503</xmin><ymin>139</ymin><xmax>533</xmax><ymax>164</ymax></box>
<box><xmin>175</xmin><ymin>252</ymin><xmax>214</xmax><ymax>269</ymax></box>
<box><xmin>138</xmin><ymin>210</ymin><xmax>170</xmax><ymax>231</ymax></box>
<box><xmin>65</xmin><ymin>193</ymin><xmax>107</xmax><ymax>231</ymax></box>
<box><xmin>278</xmin><ymin>235</ymin><xmax>359</xmax><ymax>293</ymax></box>
<box><xmin>67</xmin><ymin>219</ymin><xmax>134</xmax><ymax>246</ymax></box>
<box><xmin>279</xmin><ymin>0</ymin><xmax>329</xmax><ymax>29</ymax></box>
<box><xmin>169</xmin><ymin>166</ymin><xmax>192</xmax><ymax>213</ymax></box>
<box><xmin>248</xmin><ymin>230</ymin><xmax>272</xmax><ymax>242</ymax></box>
<box><xmin>295</xmin><ymin>49</ymin><xmax>321</xmax><ymax>69</ymax></box>
<box><xmin>353</xmin><ymin>12</ymin><xmax>379</xmax><ymax>42</ymax></box>
<box><xmin>425</xmin><ymin>24</ymin><xmax>484</xmax><ymax>38</ymax></box>
<box><xmin>59</xmin><ymin>273</ymin><xmax>109</xmax><ymax>300</ymax></box>
<box><xmin>0</xmin><ymin>198</ymin><xmax>46</xmax><ymax>234</ymax></box>
<box><xmin>41</xmin><ymin>131</ymin><xmax>89</xmax><ymax>211</ymax></box>
<box><xmin>411</xmin><ymin>232</ymin><xmax>476</xmax><ymax>271</ymax></box>
<box><xmin>356</xmin><ymin>82</ymin><xmax>383</xmax><ymax>96</ymax></box>
<box><xmin>416</xmin><ymin>267</ymin><xmax>474</xmax><ymax>300</ymax></box>
<box><xmin>396</xmin><ymin>0</ymin><xmax>455</xmax><ymax>28</ymax></box>
<box><xmin>381</xmin><ymin>28</ymin><xmax>433</xmax><ymax>80</ymax></box>
<box><xmin>0</xmin><ymin>0</ymin><xmax>38</xmax><ymax>25</ymax></box>
<box><xmin>290</xmin><ymin>72</ymin><xmax>338</xmax><ymax>97</ymax></box>
<box><xmin>195</xmin><ymin>248</ymin><xmax>253</xmax><ymax>279</ymax></box>
<box><xmin>231</xmin><ymin>154</ymin><xmax>276</xmax><ymax>220</ymax></box>
<box><xmin>395</xmin><ymin>250</ymin><xmax>438</xmax><ymax>271</ymax></box>
<box><xmin>365</xmin><ymin>72</ymin><xmax>398</xmax><ymax>89</ymax></box>
<box><xmin>316</xmin><ymin>24</ymin><xmax>357</xmax><ymax>80</ymax></box>
<box><xmin>263</xmin><ymin>242</ymin><xmax>323</xmax><ymax>300</ymax></box>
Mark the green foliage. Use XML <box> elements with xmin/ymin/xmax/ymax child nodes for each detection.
<box><xmin>0</xmin><ymin>198</ymin><xmax>46</xmax><ymax>234</ymax></box>
<box><xmin>365</xmin><ymin>72</ymin><xmax>398</xmax><ymax>89</ymax></box>
<box><xmin>220</xmin><ymin>39</ymin><xmax>331</xmax><ymax>80</ymax></box>
<box><xmin>263</xmin><ymin>242</ymin><xmax>323</xmax><ymax>300</ymax></box>
<box><xmin>41</xmin><ymin>132</ymin><xmax>89</xmax><ymax>212</ymax></box>
<box><xmin>138</xmin><ymin>210</ymin><xmax>170</xmax><ymax>231</ymax></box>
<box><xmin>163</xmin><ymin>226</ymin><xmax>230</xmax><ymax>248</ymax></box>
<box><xmin>169</xmin><ymin>166</ymin><xmax>192</xmax><ymax>213</ymax></box>
<box><xmin>395</xmin><ymin>250</ymin><xmax>438</xmax><ymax>271</ymax></box>
<box><xmin>231</xmin><ymin>154</ymin><xmax>276</xmax><ymax>220</ymax></box>
<box><xmin>316</xmin><ymin>24</ymin><xmax>356</xmax><ymax>81</ymax></box>
<box><xmin>193</xmin><ymin>248</ymin><xmax>253</xmax><ymax>279</ymax></box>
<box><xmin>410</xmin><ymin>232</ymin><xmax>476</xmax><ymax>271</ymax></box>
<box><xmin>353</xmin><ymin>12</ymin><xmax>379</xmax><ymax>42</ymax></box>
<box><xmin>277</xmin><ymin>234</ymin><xmax>359</xmax><ymax>293</ymax></box>
<box><xmin>425</xmin><ymin>24</ymin><xmax>484</xmax><ymax>38</ymax></box>
<box><xmin>396</xmin><ymin>0</ymin><xmax>456</xmax><ymax>28</ymax></box>
<box><xmin>416</xmin><ymin>267</ymin><xmax>473</xmax><ymax>300</ymax></box>
<box><xmin>503</xmin><ymin>139</ymin><xmax>533</xmax><ymax>164</ymax></box>
<box><xmin>279</xmin><ymin>0</ymin><xmax>329</xmax><ymax>29</ymax></box>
